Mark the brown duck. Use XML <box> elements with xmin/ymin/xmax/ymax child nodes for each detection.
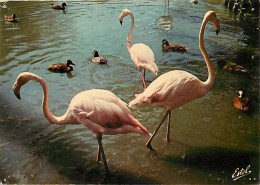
<box><xmin>4</xmin><ymin>14</ymin><xmax>17</xmax><ymax>22</ymax></box>
<box><xmin>162</xmin><ymin>39</ymin><xmax>188</xmax><ymax>52</ymax></box>
<box><xmin>92</xmin><ymin>50</ymin><xmax>108</xmax><ymax>64</ymax></box>
<box><xmin>217</xmin><ymin>60</ymin><xmax>248</xmax><ymax>73</ymax></box>
<box><xmin>47</xmin><ymin>60</ymin><xmax>75</xmax><ymax>73</ymax></box>
<box><xmin>234</xmin><ymin>90</ymin><xmax>249</xmax><ymax>111</ymax></box>
<box><xmin>50</xmin><ymin>2</ymin><xmax>67</xmax><ymax>10</ymax></box>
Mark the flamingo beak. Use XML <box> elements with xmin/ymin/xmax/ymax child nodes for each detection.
<box><xmin>216</xmin><ymin>29</ymin><xmax>220</xmax><ymax>35</ymax></box>
<box><xmin>120</xmin><ymin>20</ymin><xmax>122</xmax><ymax>25</ymax></box>
<box><xmin>14</xmin><ymin>90</ymin><xmax>21</xmax><ymax>100</ymax></box>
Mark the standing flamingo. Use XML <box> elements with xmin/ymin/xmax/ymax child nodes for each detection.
<box><xmin>129</xmin><ymin>11</ymin><xmax>220</xmax><ymax>150</ymax></box>
<box><xmin>13</xmin><ymin>72</ymin><xmax>150</xmax><ymax>175</ymax></box>
<box><xmin>119</xmin><ymin>9</ymin><xmax>158</xmax><ymax>89</ymax></box>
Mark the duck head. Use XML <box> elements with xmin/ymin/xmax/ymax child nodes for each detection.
<box><xmin>162</xmin><ymin>39</ymin><xmax>170</xmax><ymax>47</ymax></box>
<box><xmin>93</xmin><ymin>50</ymin><xmax>99</xmax><ymax>57</ymax></box>
<box><xmin>62</xmin><ymin>3</ymin><xmax>67</xmax><ymax>7</ymax></box>
<box><xmin>66</xmin><ymin>60</ymin><xmax>75</xmax><ymax>67</ymax></box>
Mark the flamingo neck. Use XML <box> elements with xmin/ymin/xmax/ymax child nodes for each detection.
<box><xmin>32</xmin><ymin>74</ymin><xmax>67</xmax><ymax>125</ymax></box>
<box><xmin>127</xmin><ymin>12</ymin><xmax>134</xmax><ymax>44</ymax></box>
<box><xmin>200</xmin><ymin>16</ymin><xmax>215</xmax><ymax>91</ymax></box>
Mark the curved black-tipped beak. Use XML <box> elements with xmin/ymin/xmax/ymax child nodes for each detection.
<box><xmin>216</xmin><ymin>29</ymin><xmax>220</xmax><ymax>35</ymax></box>
<box><xmin>120</xmin><ymin>21</ymin><xmax>122</xmax><ymax>25</ymax></box>
<box><xmin>14</xmin><ymin>91</ymin><xmax>21</xmax><ymax>100</ymax></box>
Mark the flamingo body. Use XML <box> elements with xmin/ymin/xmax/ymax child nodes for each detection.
<box><xmin>129</xmin><ymin>70</ymin><xmax>207</xmax><ymax>109</ymax></box>
<box><xmin>129</xmin><ymin>43</ymin><xmax>157</xmax><ymax>76</ymax></box>
<box><xmin>13</xmin><ymin>72</ymin><xmax>149</xmax><ymax>174</ymax></box>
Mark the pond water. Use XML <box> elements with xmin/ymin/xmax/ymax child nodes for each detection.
<box><xmin>0</xmin><ymin>0</ymin><xmax>259</xmax><ymax>184</ymax></box>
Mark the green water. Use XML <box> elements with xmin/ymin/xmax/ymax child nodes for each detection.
<box><xmin>0</xmin><ymin>0</ymin><xmax>259</xmax><ymax>184</ymax></box>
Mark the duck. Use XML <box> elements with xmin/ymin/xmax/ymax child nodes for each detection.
<box><xmin>234</xmin><ymin>90</ymin><xmax>249</xmax><ymax>111</ymax></box>
<box><xmin>4</xmin><ymin>14</ymin><xmax>17</xmax><ymax>22</ymax></box>
<box><xmin>50</xmin><ymin>2</ymin><xmax>67</xmax><ymax>10</ymax></box>
<box><xmin>191</xmin><ymin>0</ymin><xmax>198</xmax><ymax>4</ymax></box>
<box><xmin>47</xmin><ymin>59</ymin><xmax>75</xmax><ymax>73</ymax></box>
<box><xmin>91</xmin><ymin>50</ymin><xmax>108</xmax><ymax>64</ymax></box>
<box><xmin>217</xmin><ymin>60</ymin><xmax>248</xmax><ymax>73</ymax></box>
<box><xmin>162</xmin><ymin>39</ymin><xmax>188</xmax><ymax>52</ymax></box>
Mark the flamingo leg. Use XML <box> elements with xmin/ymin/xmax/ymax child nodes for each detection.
<box><xmin>139</xmin><ymin>70</ymin><xmax>147</xmax><ymax>89</ymax></box>
<box><xmin>166</xmin><ymin>110</ymin><xmax>171</xmax><ymax>142</ymax></box>
<box><xmin>96</xmin><ymin>136</ymin><xmax>102</xmax><ymax>163</ymax></box>
<box><xmin>97</xmin><ymin>135</ymin><xmax>109</xmax><ymax>175</ymax></box>
<box><xmin>146</xmin><ymin>110</ymin><xmax>170</xmax><ymax>150</ymax></box>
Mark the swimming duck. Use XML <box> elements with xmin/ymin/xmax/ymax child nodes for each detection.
<box><xmin>4</xmin><ymin>14</ymin><xmax>17</xmax><ymax>22</ymax></box>
<box><xmin>217</xmin><ymin>60</ymin><xmax>248</xmax><ymax>73</ymax></box>
<box><xmin>162</xmin><ymin>39</ymin><xmax>188</xmax><ymax>52</ymax></box>
<box><xmin>91</xmin><ymin>50</ymin><xmax>108</xmax><ymax>64</ymax></box>
<box><xmin>50</xmin><ymin>2</ymin><xmax>67</xmax><ymax>10</ymax></box>
<box><xmin>47</xmin><ymin>60</ymin><xmax>75</xmax><ymax>73</ymax></box>
<box><xmin>234</xmin><ymin>90</ymin><xmax>249</xmax><ymax>111</ymax></box>
<box><xmin>191</xmin><ymin>0</ymin><xmax>198</xmax><ymax>4</ymax></box>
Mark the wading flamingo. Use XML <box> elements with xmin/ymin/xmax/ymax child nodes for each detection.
<box><xmin>13</xmin><ymin>72</ymin><xmax>150</xmax><ymax>175</ymax></box>
<box><xmin>119</xmin><ymin>9</ymin><xmax>158</xmax><ymax>89</ymax></box>
<box><xmin>129</xmin><ymin>11</ymin><xmax>220</xmax><ymax>150</ymax></box>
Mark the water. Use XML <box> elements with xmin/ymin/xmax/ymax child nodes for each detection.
<box><xmin>0</xmin><ymin>0</ymin><xmax>259</xmax><ymax>184</ymax></box>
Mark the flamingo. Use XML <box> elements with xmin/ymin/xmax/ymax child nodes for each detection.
<box><xmin>129</xmin><ymin>11</ymin><xmax>220</xmax><ymax>150</ymax></box>
<box><xmin>13</xmin><ymin>72</ymin><xmax>150</xmax><ymax>175</ymax></box>
<box><xmin>119</xmin><ymin>9</ymin><xmax>158</xmax><ymax>89</ymax></box>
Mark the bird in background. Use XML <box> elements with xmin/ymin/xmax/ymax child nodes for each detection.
<box><xmin>91</xmin><ymin>50</ymin><xmax>108</xmax><ymax>65</ymax></box>
<box><xmin>50</xmin><ymin>2</ymin><xmax>67</xmax><ymax>10</ymax></box>
<box><xmin>13</xmin><ymin>72</ymin><xmax>150</xmax><ymax>175</ymax></box>
<box><xmin>119</xmin><ymin>9</ymin><xmax>158</xmax><ymax>89</ymax></box>
<box><xmin>162</xmin><ymin>39</ymin><xmax>188</xmax><ymax>52</ymax></box>
<box><xmin>4</xmin><ymin>13</ymin><xmax>17</xmax><ymax>22</ymax></box>
<box><xmin>46</xmin><ymin>59</ymin><xmax>75</xmax><ymax>73</ymax></box>
<box><xmin>129</xmin><ymin>11</ymin><xmax>220</xmax><ymax>150</ymax></box>
<box><xmin>234</xmin><ymin>90</ymin><xmax>249</xmax><ymax>111</ymax></box>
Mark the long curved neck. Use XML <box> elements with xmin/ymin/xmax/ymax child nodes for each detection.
<box><xmin>31</xmin><ymin>75</ymin><xmax>67</xmax><ymax>125</ymax></box>
<box><xmin>127</xmin><ymin>12</ymin><xmax>134</xmax><ymax>44</ymax></box>
<box><xmin>200</xmin><ymin>16</ymin><xmax>215</xmax><ymax>90</ymax></box>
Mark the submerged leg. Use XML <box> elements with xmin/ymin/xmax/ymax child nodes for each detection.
<box><xmin>97</xmin><ymin>135</ymin><xmax>109</xmax><ymax>175</ymax></box>
<box><xmin>96</xmin><ymin>135</ymin><xmax>102</xmax><ymax>162</ymax></box>
<box><xmin>166</xmin><ymin>110</ymin><xmax>171</xmax><ymax>142</ymax></box>
<box><xmin>146</xmin><ymin>110</ymin><xmax>170</xmax><ymax>150</ymax></box>
<box><xmin>139</xmin><ymin>69</ymin><xmax>147</xmax><ymax>89</ymax></box>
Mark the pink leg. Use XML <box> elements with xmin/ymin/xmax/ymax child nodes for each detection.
<box><xmin>139</xmin><ymin>70</ymin><xmax>147</xmax><ymax>89</ymax></box>
<box><xmin>97</xmin><ymin>135</ymin><xmax>109</xmax><ymax>175</ymax></box>
<box><xmin>146</xmin><ymin>110</ymin><xmax>170</xmax><ymax>150</ymax></box>
<box><xmin>166</xmin><ymin>110</ymin><xmax>171</xmax><ymax>142</ymax></box>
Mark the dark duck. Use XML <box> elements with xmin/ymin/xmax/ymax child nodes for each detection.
<box><xmin>92</xmin><ymin>50</ymin><xmax>108</xmax><ymax>64</ymax></box>
<box><xmin>162</xmin><ymin>39</ymin><xmax>188</xmax><ymax>52</ymax></box>
<box><xmin>47</xmin><ymin>60</ymin><xmax>75</xmax><ymax>73</ymax></box>
<box><xmin>50</xmin><ymin>2</ymin><xmax>67</xmax><ymax>10</ymax></box>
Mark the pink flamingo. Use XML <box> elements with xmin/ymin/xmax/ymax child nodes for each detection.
<box><xmin>129</xmin><ymin>11</ymin><xmax>220</xmax><ymax>150</ymax></box>
<box><xmin>119</xmin><ymin>9</ymin><xmax>158</xmax><ymax>89</ymax></box>
<box><xmin>13</xmin><ymin>72</ymin><xmax>150</xmax><ymax>175</ymax></box>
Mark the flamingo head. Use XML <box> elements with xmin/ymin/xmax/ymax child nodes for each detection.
<box><xmin>13</xmin><ymin>72</ymin><xmax>36</xmax><ymax>100</ymax></box>
<box><xmin>205</xmin><ymin>11</ymin><xmax>220</xmax><ymax>35</ymax></box>
<box><xmin>119</xmin><ymin>9</ymin><xmax>131</xmax><ymax>25</ymax></box>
